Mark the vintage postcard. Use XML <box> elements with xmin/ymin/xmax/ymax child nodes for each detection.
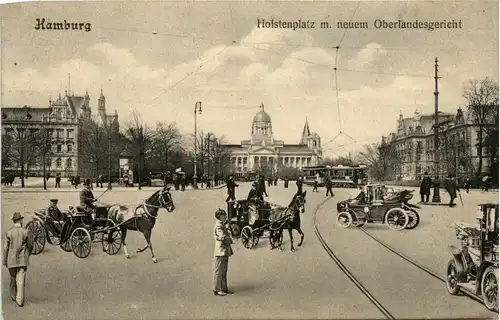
<box><xmin>0</xmin><ymin>0</ymin><xmax>498</xmax><ymax>319</ymax></box>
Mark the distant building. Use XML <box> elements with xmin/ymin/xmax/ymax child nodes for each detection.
<box><xmin>380</xmin><ymin>108</ymin><xmax>494</xmax><ymax>180</ymax></box>
<box><xmin>1</xmin><ymin>89</ymin><xmax>119</xmax><ymax>178</ymax></box>
<box><xmin>221</xmin><ymin>103</ymin><xmax>322</xmax><ymax>175</ymax></box>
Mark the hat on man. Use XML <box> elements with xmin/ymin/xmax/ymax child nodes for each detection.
<box><xmin>252</xmin><ymin>181</ymin><xmax>258</xmax><ymax>187</ymax></box>
<box><xmin>214</xmin><ymin>208</ymin><xmax>227</xmax><ymax>220</ymax></box>
<box><xmin>12</xmin><ymin>212</ymin><xmax>23</xmax><ymax>222</ymax></box>
<box><xmin>50</xmin><ymin>199</ymin><xmax>59</xmax><ymax>203</ymax></box>
<box><xmin>424</xmin><ymin>171</ymin><xmax>428</xmax><ymax>175</ymax></box>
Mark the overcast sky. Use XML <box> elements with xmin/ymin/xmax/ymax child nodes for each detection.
<box><xmin>1</xmin><ymin>1</ymin><xmax>498</xmax><ymax>157</ymax></box>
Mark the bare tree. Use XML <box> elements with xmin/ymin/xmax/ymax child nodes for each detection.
<box><xmin>1</xmin><ymin>111</ymin><xmax>39</xmax><ymax>187</ymax></box>
<box><xmin>123</xmin><ymin>111</ymin><xmax>152</xmax><ymax>188</ymax></box>
<box><xmin>35</xmin><ymin>124</ymin><xmax>54</xmax><ymax>190</ymax></box>
<box><xmin>78</xmin><ymin>116</ymin><xmax>107</xmax><ymax>181</ymax></box>
<box><xmin>150</xmin><ymin>121</ymin><xmax>183</xmax><ymax>171</ymax></box>
<box><xmin>356</xmin><ymin>142</ymin><xmax>398</xmax><ymax>181</ymax></box>
<box><xmin>462</xmin><ymin>77</ymin><xmax>499</xmax><ymax>175</ymax></box>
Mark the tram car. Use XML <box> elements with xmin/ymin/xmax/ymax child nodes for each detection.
<box><xmin>335</xmin><ymin>184</ymin><xmax>420</xmax><ymax>230</ymax></box>
<box><xmin>446</xmin><ymin>203</ymin><xmax>498</xmax><ymax>312</ymax></box>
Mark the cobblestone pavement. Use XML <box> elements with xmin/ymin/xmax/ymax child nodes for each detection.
<box><xmin>1</xmin><ymin>183</ymin><xmax>497</xmax><ymax>319</ymax></box>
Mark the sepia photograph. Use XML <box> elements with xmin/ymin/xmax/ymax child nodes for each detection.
<box><xmin>0</xmin><ymin>1</ymin><xmax>498</xmax><ymax>319</ymax></box>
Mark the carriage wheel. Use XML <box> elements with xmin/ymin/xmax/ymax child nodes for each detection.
<box><xmin>336</xmin><ymin>212</ymin><xmax>353</xmax><ymax>228</ymax></box>
<box><xmin>49</xmin><ymin>231</ymin><xmax>61</xmax><ymax>246</ymax></box>
<box><xmin>252</xmin><ymin>233</ymin><xmax>260</xmax><ymax>246</ymax></box>
<box><xmin>405</xmin><ymin>209</ymin><xmax>420</xmax><ymax>230</ymax></box>
<box><xmin>230</xmin><ymin>222</ymin><xmax>241</xmax><ymax>238</ymax></box>
<box><xmin>70</xmin><ymin>227</ymin><xmax>92</xmax><ymax>259</ymax></box>
<box><xmin>241</xmin><ymin>226</ymin><xmax>254</xmax><ymax>249</ymax></box>
<box><xmin>481</xmin><ymin>266</ymin><xmax>499</xmax><ymax>312</ymax></box>
<box><xmin>446</xmin><ymin>259</ymin><xmax>461</xmax><ymax>295</ymax></box>
<box><xmin>26</xmin><ymin>221</ymin><xmax>46</xmax><ymax>255</ymax></box>
<box><xmin>101</xmin><ymin>221</ymin><xmax>122</xmax><ymax>255</ymax></box>
<box><xmin>385</xmin><ymin>208</ymin><xmax>409</xmax><ymax>231</ymax></box>
<box><xmin>269</xmin><ymin>231</ymin><xmax>283</xmax><ymax>249</ymax></box>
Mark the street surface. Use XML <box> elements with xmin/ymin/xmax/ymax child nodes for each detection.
<box><xmin>1</xmin><ymin>182</ymin><xmax>498</xmax><ymax>319</ymax></box>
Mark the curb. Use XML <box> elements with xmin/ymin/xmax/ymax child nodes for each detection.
<box><xmin>1</xmin><ymin>184</ymin><xmax>228</xmax><ymax>193</ymax></box>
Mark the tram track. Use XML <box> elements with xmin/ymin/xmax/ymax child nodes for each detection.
<box><xmin>311</xmin><ymin>197</ymin><xmax>488</xmax><ymax>319</ymax></box>
<box><xmin>311</xmin><ymin>198</ymin><xmax>395</xmax><ymax>320</ymax></box>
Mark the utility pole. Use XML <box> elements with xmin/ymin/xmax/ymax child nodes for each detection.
<box><xmin>431</xmin><ymin>57</ymin><xmax>442</xmax><ymax>203</ymax></box>
<box><xmin>107</xmin><ymin>120</ymin><xmax>112</xmax><ymax>190</ymax></box>
<box><xmin>207</xmin><ymin>134</ymin><xmax>211</xmax><ymax>178</ymax></box>
<box><xmin>193</xmin><ymin>102</ymin><xmax>202</xmax><ymax>189</ymax></box>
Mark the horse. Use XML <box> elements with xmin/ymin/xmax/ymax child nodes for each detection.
<box><xmin>272</xmin><ymin>190</ymin><xmax>307</xmax><ymax>252</ymax></box>
<box><xmin>105</xmin><ymin>186</ymin><xmax>175</xmax><ymax>263</ymax></box>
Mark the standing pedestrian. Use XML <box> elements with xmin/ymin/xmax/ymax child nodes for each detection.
<box><xmin>419</xmin><ymin>172</ymin><xmax>432</xmax><ymax>203</ymax></box>
<box><xmin>3</xmin><ymin>212</ymin><xmax>34</xmax><ymax>307</ymax></box>
<box><xmin>212</xmin><ymin>209</ymin><xmax>233</xmax><ymax>296</ymax></box>
<box><xmin>284</xmin><ymin>176</ymin><xmax>289</xmax><ymax>188</ymax></box>
<box><xmin>259</xmin><ymin>175</ymin><xmax>268</xmax><ymax>197</ymax></box>
<box><xmin>325</xmin><ymin>177</ymin><xmax>334</xmax><ymax>197</ymax></box>
<box><xmin>225</xmin><ymin>175</ymin><xmax>238</xmax><ymax>202</ymax></box>
<box><xmin>55</xmin><ymin>174</ymin><xmax>61</xmax><ymax>188</ymax></box>
<box><xmin>445</xmin><ymin>174</ymin><xmax>460</xmax><ymax>207</ymax></box>
<box><xmin>296</xmin><ymin>176</ymin><xmax>304</xmax><ymax>195</ymax></box>
<box><xmin>464</xmin><ymin>177</ymin><xmax>471</xmax><ymax>194</ymax></box>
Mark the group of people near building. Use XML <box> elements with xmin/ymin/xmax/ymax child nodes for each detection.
<box><xmin>419</xmin><ymin>172</ymin><xmax>464</xmax><ymax>207</ymax></box>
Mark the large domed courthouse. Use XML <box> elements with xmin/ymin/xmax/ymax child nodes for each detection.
<box><xmin>221</xmin><ymin>103</ymin><xmax>322</xmax><ymax>174</ymax></box>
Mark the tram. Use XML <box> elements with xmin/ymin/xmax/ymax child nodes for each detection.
<box><xmin>302</xmin><ymin>164</ymin><xmax>367</xmax><ymax>187</ymax></box>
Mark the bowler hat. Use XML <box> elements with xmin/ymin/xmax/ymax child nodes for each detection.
<box><xmin>12</xmin><ymin>212</ymin><xmax>23</xmax><ymax>222</ymax></box>
<box><xmin>215</xmin><ymin>208</ymin><xmax>227</xmax><ymax>220</ymax></box>
<box><xmin>50</xmin><ymin>199</ymin><xmax>58</xmax><ymax>202</ymax></box>
<box><xmin>424</xmin><ymin>172</ymin><xmax>428</xmax><ymax>175</ymax></box>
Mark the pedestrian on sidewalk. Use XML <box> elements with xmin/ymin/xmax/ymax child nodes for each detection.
<box><xmin>225</xmin><ymin>175</ymin><xmax>238</xmax><ymax>203</ymax></box>
<box><xmin>212</xmin><ymin>209</ymin><xmax>233</xmax><ymax>296</ymax></box>
<box><xmin>419</xmin><ymin>172</ymin><xmax>432</xmax><ymax>203</ymax></box>
<box><xmin>55</xmin><ymin>174</ymin><xmax>61</xmax><ymax>188</ymax></box>
<box><xmin>325</xmin><ymin>177</ymin><xmax>334</xmax><ymax>197</ymax></box>
<box><xmin>3</xmin><ymin>212</ymin><xmax>34</xmax><ymax>307</ymax></box>
<box><xmin>445</xmin><ymin>174</ymin><xmax>460</xmax><ymax>207</ymax></box>
<box><xmin>464</xmin><ymin>177</ymin><xmax>471</xmax><ymax>194</ymax></box>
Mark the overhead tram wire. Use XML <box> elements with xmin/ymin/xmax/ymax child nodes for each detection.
<box><xmin>328</xmin><ymin>1</ymin><xmax>362</xmax><ymax>150</ymax></box>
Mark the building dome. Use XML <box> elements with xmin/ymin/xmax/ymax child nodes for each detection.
<box><xmin>253</xmin><ymin>102</ymin><xmax>271</xmax><ymax>123</ymax></box>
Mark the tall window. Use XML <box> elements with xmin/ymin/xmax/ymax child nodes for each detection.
<box><xmin>56</xmin><ymin>158</ymin><xmax>62</xmax><ymax>167</ymax></box>
<box><xmin>67</xmin><ymin>129</ymin><xmax>74</xmax><ymax>139</ymax></box>
<box><xmin>67</xmin><ymin>158</ymin><xmax>73</xmax><ymax>168</ymax></box>
<box><xmin>67</xmin><ymin>144</ymin><xmax>73</xmax><ymax>152</ymax></box>
<box><xmin>56</xmin><ymin>129</ymin><xmax>64</xmax><ymax>139</ymax></box>
<box><xmin>57</xmin><ymin>144</ymin><xmax>62</xmax><ymax>153</ymax></box>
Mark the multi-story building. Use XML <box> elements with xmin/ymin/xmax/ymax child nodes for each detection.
<box><xmin>381</xmin><ymin>108</ymin><xmax>492</xmax><ymax>180</ymax></box>
<box><xmin>222</xmin><ymin>103</ymin><xmax>322</xmax><ymax>175</ymax></box>
<box><xmin>1</xmin><ymin>89</ymin><xmax>118</xmax><ymax>177</ymax></box>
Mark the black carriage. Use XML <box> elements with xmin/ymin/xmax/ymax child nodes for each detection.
<box><xmin>335</xmin><ymin>184</ymin><xmax>420</xmax><ymax>230</ymax></box>
<box><xmin>227</xmin><ymin>199</ymin><xmax>289</xmax><ymax>249</ymax></box>
<box><xmin>26</xmin><ymin>204</ymin><xmax>122</xmax><ymax>259</ymax></box>
<box><xmin>446</xmin><ymin>203</ymin><xmax>498</xmax><ymax>312</ymax></box>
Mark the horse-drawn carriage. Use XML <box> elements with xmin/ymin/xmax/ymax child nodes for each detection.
<box><xmin>227</xmin><ymin>199</ymin><xmax>289</xmax><ymax>249</ymax></box>
<box><xmin>335</xmin><ymin>184</ymin><xmax>420</xmax><ymax>230</ymax></box>
<box><xmin>26</xmin><ymin>204</ymin><xmax>122</xmax><ymax>259</ymax></box>
<box><xmin>446</xmin><ymin>203</ymin><xmax>498</xmax><ymax>312</ymax></box>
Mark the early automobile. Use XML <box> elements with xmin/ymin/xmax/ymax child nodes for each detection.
<box><xmin>446</xmin><ymin>203</ymin><xmax>498</xmax><ymax>312</ymax></box>
<box><xmin>335</xmin><ymin>183</ymin><xmax>420</xmax><ymax>230</ymax></box>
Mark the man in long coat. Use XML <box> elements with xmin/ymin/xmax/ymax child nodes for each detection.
<box><xmin>445</xmin><ymin>174</ymin><xmax>460</xmax><ymax>207</ymax></box>
<box><xmin>3</xmin><ymin>212</ymin><xmax>33</xmax><ymax>307</ymax></box>
<box><xmin>296</xmin><ymin>176</ymin><xmax>304</xmax><ymax>195</ymax></box>
<box><xmin>258</xmin><ymin>175</ymin><xmax>268</xmax><ymax>197</ymax></box>
<box><xmin>225</xmin><ymin>175</ymin><xmax>238</xmax><ymax>202</ymax></box>
<box><xmin>80</xmin><ymin>180</ymin><xmax>96</xmax><ymax>223</ymax></box>
<box><xmin>419</xmin><ymin>172</ymin><xmax>433</xmax><ymax>203</ymax></box>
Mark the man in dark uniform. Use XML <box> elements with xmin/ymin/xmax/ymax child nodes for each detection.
<box><xmin>419</xmin><ymin>171</ymin><xmax>432</xmax><ymax>203</ymax></box>
<box><xmin>464</xmin><ymin>177</ymin><xmax>471</xmax><ymax>193</ymax></box>
<box><xmin>79</xmin><ymin>180</ymin><xmax>96</xmax><ymax>224</ymax></box>
<box><xmin>353</xmin><ymin>186</ymin><xmax>367</xmax><ymax>204</ymax></box>
<box><xmin>225</xmin><ymin>175</ymin><xmax>238</xmax><ymax>202</ymax></box>
<box><xmin>258</xmin><ymin>175</ymin><xmax>268</xmax><ymax>197</ymax></box>
<box><xmin>247</xmin><ymin>182</ymin><xmax>259</xmax><ymax>203</ymax></box>
<box><xmin>445</xmin><ymin>174</ymin><xmax>460</xmax><ymax>207</ymax></box>
<box><xmin>325</xmin><ymin>177</ymin><xmax>334</xmax><ymax>197</ymax></box>
<box><xmin>45</xmin><ymin>199</ymin><xmax>65</xmax><ymax>233</ymax></box>
<box><xmin>296</xmin><ymin>175</ymin><xmax>304</xmax><ymax>195</ymax></box>
<box><xmin>284</xmin><ymin>176</ymin><xmax>289</xmax><ymax>188</ymax></box>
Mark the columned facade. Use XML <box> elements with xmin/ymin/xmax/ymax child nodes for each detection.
<box><xmin>223</xmin><ymin>103</ymin><xmax>322</xmax><ymax>175</ymax></box>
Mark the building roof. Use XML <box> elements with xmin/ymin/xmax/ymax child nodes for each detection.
<box><xmin>1</xmin><ymin>106</ymin><xmax>49</xmax><ymax>122</ymax></box>
<box><xmin>253</xmin><ymin>102</ymin><xmax>271</xmax><ymax>122</ymax></box>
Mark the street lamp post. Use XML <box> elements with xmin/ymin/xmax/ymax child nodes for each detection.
<box><xmin>431</xmin><ymin>57</ymin><xmax>442</xmax><ymax>203</ymax></box>
<box><xmin>193</xmin><ymin>102</ymin><xmax>202</xmax><ymax>189</ymax></box>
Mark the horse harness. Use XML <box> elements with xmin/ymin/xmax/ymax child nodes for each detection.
<box><xmin>132</xmin><ymin>191</ymin><xmax>173</xmax><ymax>229</ymax></box>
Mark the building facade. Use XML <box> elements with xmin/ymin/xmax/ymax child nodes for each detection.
<box><xmin>381</xmin><ymin>108</ymin><xmax>492</xmax><ymax>181</ymax></box>
<box><xmin>222</xmin><ymin>103</ymin><xmax>322</xmax><ymax>175</ymax></box>
<box><xmin>1</xmin><ymin>89</ymin><xmax>118</xmax><ymax>177</ymax></box>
